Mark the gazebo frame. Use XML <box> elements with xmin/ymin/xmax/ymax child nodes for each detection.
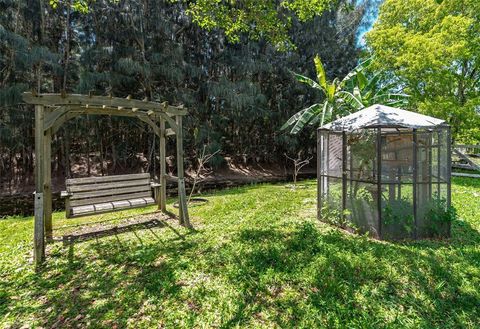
<box><xmin>317</xmin><ymin>105</ymin><xmax>453</xmax><ymax>240</ymax></box>
<box><xmin>23</xmin><ymin>92</ymin><xmax>191</xmax><ymax>266</ymax></box>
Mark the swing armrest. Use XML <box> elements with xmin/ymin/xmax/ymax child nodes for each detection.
<box><xmin>60</xmin><ymin>191</ymin><xmax>73</xmax><ymax>198</ymax></box>
<box><xmin>151</xmin><ymin>182</ymin><xmax>161</xmax><ymax>203</ymax></box>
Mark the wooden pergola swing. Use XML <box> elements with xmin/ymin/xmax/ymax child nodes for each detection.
<box><xmin>23</xmin><ymin>92</ymin><xmax>191</xmax><ymax>267</ymax></box>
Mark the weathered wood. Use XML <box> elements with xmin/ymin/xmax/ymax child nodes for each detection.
<box><xmin>52</xmin><ymin>112</ymin><xmax>81</xmax><ymax>134</ymax></box>
<box><xmin>70</xmin><ymin>197</ymin><xmax>155</xmax><ymax>217</ymax></box>
<box><xmin>27</xmin><ymin>92</ymin><xmax>192</xmax><ymax>265</ymax></box>
<box><xmin>34</xmin><ymin>193</ymin><xmax>45</xmax><ymax>266</ymax></box>
<box><xmin>72</xmin><ymin>197</ymin><xmax>154</xmax><ymax>213</ymax></box>
<box><xmin>34</xmin><ymin>104</ymin><xmax>45</xmax><ymax>266</ymax></box>
<box><xmin>67</xmin><ymin>179</ymin><xmax>151</xmax><ymax>193</ymax></box>
<box><xmin>44</xmin><ymin>107</ymin><xmax>70</xmax><ymax>131</ymax></box>
<box><xmin>65</xmin><ymin>195</ymin><xmax>71</xmax><ymax>219</ymax></box>
<box><xmin>452</xmin><ymin>172</ymin><xmax>480</xmax><ymax>178</ymax></box>
<box><xmin>165</xmin><ymin>128</ymin><xmax>175</xmax><ymax>136</ymax></box>
<box><xmin>137</xmin><ymin>115</ymin><xmax>161</xmax><ymax>138</ymax></box>
<box><xmin>452</xmin><ymin>164</ymin><xmax>478</xmax><ymax>170</ymax></box>
<box><xmin>454</xmin><ymin>144</ymin><xmax>480</xmax><ymax>149</ymax></box>
<box><xmin>70</xmin><ymin>191</ymin><xmax>152</xmax><ymax>207</ymax></box>
<box><xmin>72</xmin><ymin>107</ymin><xmax>149</xmax><ymax>118</ymax></box>
<box><xmin>69</xmin><ymin>185</ymin><xmax>151</xmax><ymax>201</ymax></box>
<box><xmin>63</xmin><ymin>174</ymin><xmax>157</xmax><ymax>218</ymax></box>
<box><xmin>66</xmin><ymin>173</ymin><xmax>150</xmax><ymax>185</ymax></box>
<box><xmin>453</xmin><ymin>148</ymin><xmax>480</xmax><ymax>171</ymax></box>
<box><xmin>22</xmin><ymin>92</ymin><xmax>188</xmax><ymax>115</ymax></box>
<box><xmin>158</xmin><ymin>112</ymin><xmax>179</xmax><ymax>133</ymax></box>
<box><xmin>176</xmin><ymin>115</ymin><xmax>191</xmax><ymax>227</ymax></box>
<box><xmin>151</xmin><ymin>183</ymin><xmax>161</xmax><ymax>204</ymax></box>
<box><xmin>44</xmin><ymin>125</ymin><xmax>53</xmax><ymax>240</ymax></box>
<box><xmin>159</xmin><ymin>118</ymin><xmax>167</xmax><ymax>212</ymax></box>
<box><xmin>178</xmin><ymin>178</ymin><xmax>189</xmax><ymax>226</ymax></box>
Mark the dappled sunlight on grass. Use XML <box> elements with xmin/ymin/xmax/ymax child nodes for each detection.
<box><xmin>0</xmin><ymin>179</ymin><xmax>479</xmax><ymax>328</ymax></box>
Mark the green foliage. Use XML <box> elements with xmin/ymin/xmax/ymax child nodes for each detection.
<box><xmin>0</xmin><ymin>0</ymin><xmax>372</xmax><ymax>186</ymax></box>
<box><xmin>50</xmin><ymin>0</ymin><xmax>339</xmax><ymax>50</ymax></box>
<box><xmin>366</xmin><ymin>0</ymin><xmax>480</xmax><ymax>143</ymax></box>
<box><xmin>1</xmin><ymin>178</ymin><xmax>479</xmax><ymax>327</ymax></box>
<box><xmin>426</xmin><ymin>196</ymin><xmax>458</xmax><ymax>223</ymax></box>
<box><xmin>282</xmin><ymin>56</ymin><xmax>408</xmax><ymax>134</ymax></box>
<box><xmin>383</xmin><ymin>199</ymin><xmax>415</xmax><ymax>234</ymax></box>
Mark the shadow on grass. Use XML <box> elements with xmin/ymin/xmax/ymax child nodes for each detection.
<box><xmin>452</xmin><ymin>176</ymin><xmax>480</xmax><ymax>188</ymax></box>
<box><xmin>62</xmin><ymin>219</ymin><xmax>168</xmax><ymax>244</ymax></box>
<box><xmin>216</xmin><ymin>222</ymin><xmax>480</xmax><ymax>327</ymax></box>
<box><xmin>7</xmin><ymin>215</ymin><xmax>479</xmax><ymax>327</ymax></box>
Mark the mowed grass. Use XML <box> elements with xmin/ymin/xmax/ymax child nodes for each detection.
<box><xmin>0</xmin><ymin>178</ymin><xmax>479</xmax><ymax>328</ymax></box>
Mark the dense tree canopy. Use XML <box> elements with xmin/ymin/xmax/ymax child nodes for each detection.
<box><xmin>51</xmin><ymin>0</ymin><xmax>341</xmax><ymax>50</ymax></box>
<box><xmin>366</xmin><ymin>0</ymin><xmax>480</xmax><ymax>142</ymax></box>
<box><xmin>0</xmin><ymin>0</ymin><xmax>372</xmax><ymax>192</ymax></box>
<box><xmin>182</xmin><ymin>0</ymin><xmax>340</xmax><ymax>49</ymax></box>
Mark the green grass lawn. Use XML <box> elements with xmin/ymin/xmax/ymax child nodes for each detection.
<box><xmin>1</xmin><ymin>178</ymin><xmax>479</xmax><ymax>328</ymax></box>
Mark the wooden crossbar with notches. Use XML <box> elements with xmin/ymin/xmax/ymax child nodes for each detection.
<box><xmin>22</xmin><ymin>93</ymin><xmax>187</xmax><ymax>115</ymax></box>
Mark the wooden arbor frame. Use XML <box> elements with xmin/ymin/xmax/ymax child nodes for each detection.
<box><xmin>23</xmin><ymin>92</ymin><xmax>191</xmax><ymax>267</ymax></box>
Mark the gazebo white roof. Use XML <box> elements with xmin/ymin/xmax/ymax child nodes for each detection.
<box><xmin>320</xmin><ymin>104</ymin><xmax>446</xmax><ymax>132</ymax></box>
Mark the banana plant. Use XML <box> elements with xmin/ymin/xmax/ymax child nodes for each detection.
<box><xmin>337</xmin><ymin>68</ymin><xmax>410</xmax><ymax>111</ymax></box>
<box><xmin>282</xmin><ymin>56</ymin><xmax>409</xmax><ymax>134</ymax></box>
<box><xmin>281</xmin><ymin>55</ymin><xmax>347</xmax><ymax>134</ymax></box>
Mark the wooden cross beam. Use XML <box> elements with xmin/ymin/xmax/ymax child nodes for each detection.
<box><xmin>23</xmin><ymin>93</ymin><xmax>188</xmax><ymax>116</ymax></box>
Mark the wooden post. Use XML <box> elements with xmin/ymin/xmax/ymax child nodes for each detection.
<box><xmin>176</xmin><ymin>115</ymin><xmax>191</xmax><ymax>228</ymax></box>
<box><xmin>34</xmin><ymin>105</ymin><xmax>45</xmax><ymax>266</ymax></box>
<box><xmin>44</xmin><ymin>115</ymin><xmax>53</xmax><ymax>241</ymax></box>
<box><xmin>159</xmin><ymin>118</ymin><xmax>167</xmax><ymax>212</ymax></box>
<box><xmin>34</xmin><ymin>192</ymin><xmax>45</xmax><ymax>267</ymax></box>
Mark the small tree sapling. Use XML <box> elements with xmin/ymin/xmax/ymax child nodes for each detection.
<box><xmin>189</xmin><ymin>145</ymin><xmax>221</xmax><ymax>203</ymax></box>
<box><xmin>285</xmin><ymin>152</ymin><xmax>313</xmax><ymax>188</ymax></box>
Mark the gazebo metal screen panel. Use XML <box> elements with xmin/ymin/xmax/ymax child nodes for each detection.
<box><xmin>345</xmin><ymin>130</ymin><xmax>379</xmax><ymax>236</ymax></box>
<box><xmin>346</xmin><ymin>130</ymin><xmax>377</xmax><ymax>183</ymax></box>
<box><xmin>326</xmin><ymin>132</ymin><xmax>343</xmax><ymax>178</ymax></box>
<box><xmin>318</xmin><ymin>131</ymin><xmax>343</xmax><ymax>223</ymax></box>
<box><xmin>317</xmin><ymin>121</ymin><xmax>451</xmax><ymax>240</ymax></box>
<box><xmin>379</xmin><ymin>130</ymin><xmax>415</xmax><ymax>239</ymax></box>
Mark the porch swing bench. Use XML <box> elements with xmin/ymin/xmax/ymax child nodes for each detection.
<box><xmin>61</xmin><ymin>173</ymin><xmax>161</xmax><ymax>218</ymax></box>
<box><xmin>25</xmin><ymin>92</ymin><xmax>192</xmax><ymax>267</ymax></box>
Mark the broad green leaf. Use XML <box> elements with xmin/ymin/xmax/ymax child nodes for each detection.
<box><xmin>290</xmin><ymin>103</ymin><xmax>322</xmax><ymax>134</ymax></box>
<box><xmin>314</xmin><ymin>55</ymin><xmax>327</xmax><ymax>90</ymax></box>
<box><xmin>363</xmin><ymin>72</ymin><xmax>382</xmax><ymax>94</ymax></box>
<box><xmin>281</xmin><ymin>108</ymin><xmax>308</xmax><ymax>130</ymax></box>
<box><xmin>320</xmin><ymin>101</ymin><xmax>330</xmax><ymax>126</ymax></box>
<box><xmin>340</xmin><ymin>70</ymin><xmax>357</xmax><ymax>88</ymax></box>
<box><xmin>353</xmin><ymin>86</ymin><xmax>362</xmax><ymax>101</ymax></box>
<box><xmin>356</xmin><ymin>71</ymin><xmax>368</xmax><ymax>91</ymax></box>
<box><xmin>337</xmin><ymin>91</ymin><xmax>364</xmax><ymax>110</ymax></box>
<box><xmin>294</xmin><ymin>73</ymin><xmax>322</xmax><ymax>90</ymax></box>
<box><xmin>326</xmin><ymin>83</ymin><xmax>336</xmax><ymax>99</ymax></box>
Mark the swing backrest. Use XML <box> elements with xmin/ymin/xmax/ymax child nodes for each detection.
<box><xmin>63</xmin><ymin>173</ymin><xmax>156</xmax><ymax>218</ymax></box>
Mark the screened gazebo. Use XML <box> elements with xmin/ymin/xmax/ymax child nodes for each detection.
<box><xmin>317</xmin><ymin>105</ymin><xmax>452</xmax><ymax>239</ymax></box>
